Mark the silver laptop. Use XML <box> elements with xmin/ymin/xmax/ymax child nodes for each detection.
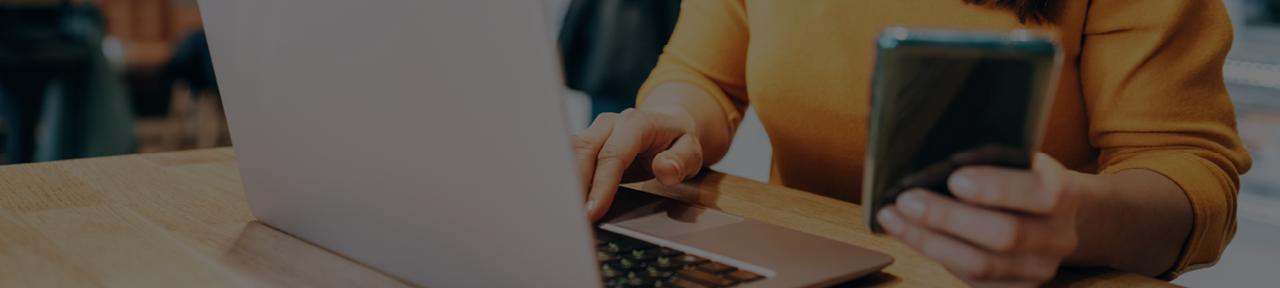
<box><xmin>198</xmin><ymin>1</ymin><xmax>893</xmax><ymax>287</ymax></box>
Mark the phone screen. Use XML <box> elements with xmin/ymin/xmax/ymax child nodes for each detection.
<box><xmin>862</xmin><ymin>28</ymin><xmax>1060</xmax><ymax>233</ymax></box>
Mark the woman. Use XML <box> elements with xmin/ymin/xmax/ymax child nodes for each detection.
<box><xmin>571</xmin><ymin>0</ymin><xmax>1251</xmax><ymax>286</ymax></box>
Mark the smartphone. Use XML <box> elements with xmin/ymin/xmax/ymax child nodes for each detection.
<box><xmin>862</xmin><ymin>27</ymin><xmax>1062</xmax><ymax>234</ymax></box>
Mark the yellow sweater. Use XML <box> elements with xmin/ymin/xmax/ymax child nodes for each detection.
<box><xmin>637</xmin><ymin>0</ymin><xmax>1252</xmax><ymax>278</ymax></box>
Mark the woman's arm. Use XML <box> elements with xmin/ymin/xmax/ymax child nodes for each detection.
<box><xmin>878</xmin><ymin>0</ymin><xmax>1251</xmax><ymax>285</ymax></box>
<box><xmin>1069</xmin><ymin>169</ymin><xmax>1192</xmax><ymax>277</ymax></box>
<box><xmin>574</xmin><ymin>0</ymin><xmax>751</xmax><ymax>221</ymax></box>
<box><xmin>573</xmin><ymin>82</ymin><xmax>734</xmax><ymax>221</ymax></box>
<box><xmin>1077</xmin><ymin>0</ymin><xmax>1251</xmax><ymax>278</ymax></box>
<box><xmin>639</xmin><ymin>82</ymin><xmax>734</xmax><ymax>166</ymax></box>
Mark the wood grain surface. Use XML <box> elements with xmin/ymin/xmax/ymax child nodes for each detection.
<box><xmin>0</xmin><ymin>148</ymin><xmax>1176</xmax><ymax>287</ymax></box>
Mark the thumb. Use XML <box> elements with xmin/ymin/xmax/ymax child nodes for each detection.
<box><xmin>652</xmin><ymin>134</ymin><xmax>702</xmax><ymax>186</ymax></box>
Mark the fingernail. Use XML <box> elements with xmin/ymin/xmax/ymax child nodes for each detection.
<box><xmin>666</xmin><ymin>158</ymin><xmax>682</xmax><ymax>176</ymax></box>
<box><xmin>949</xmin><ymin>172</ymin><xmax>974</xmax><ymax>192</ymax></box>
<box><xmin>585</xmin><ymin>200</ymin><xmax>595</xmax><ymax>213</ymax></box>
<box><xmin>896</xmin><ymin>191</ymin><xmax>926</xmax><ymax>219</ymax></box>
<box><xmin>877</xmin><ymin>208</ymin><xmax>904</xmax><ymax>234</ymax></box>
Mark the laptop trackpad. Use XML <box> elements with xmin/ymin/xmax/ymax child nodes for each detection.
<box><xmin>601</xmin><ymin>188</ymin><xmax>744</xmax><ymax>238</ymax></box>
<box><xmin>611</xmin><ymin>206</ymin><xmax>744</xmax><ymax>237</ymax></box>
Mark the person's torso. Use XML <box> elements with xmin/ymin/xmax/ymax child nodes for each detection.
<box><xmin>742</xmin><ymin>0</ymin><xmax>1097</xmax><ymax>202</ymax></box>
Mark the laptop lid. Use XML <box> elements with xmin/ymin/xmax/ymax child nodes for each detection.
<box><xmin>198</xmin><ymin>1</ymin><xmax>599</xmax><ymax>287</ymax></box>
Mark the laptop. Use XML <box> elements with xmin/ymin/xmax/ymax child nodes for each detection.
<box><xmin>198</xmin><ymin>0</ymin><xmax>894</xmax><ymax>287</ymax></box>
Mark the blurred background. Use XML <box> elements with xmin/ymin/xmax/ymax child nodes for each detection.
<box><xmin>0</xmin><ymin>0</ymin><xmax>1275</xmax><ymax>286</ymax></box>
<box><xmin>0</xmin><ymin>0</ymin><xmax>224</xmax><ymax>166</ymax></box>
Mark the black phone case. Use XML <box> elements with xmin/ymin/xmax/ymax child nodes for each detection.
<box><xmin>863</xmin><ymin>28</ymin><xmax>1061</xmax><ymax>234</ymax></box>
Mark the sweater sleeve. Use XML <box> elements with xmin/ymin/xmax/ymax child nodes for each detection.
<box><xmin>1080</xmin><ymin>0</ymin><xmax>1253</xmax><ymax>279</ymax></box>
<box><xmin>635</xmin><ymin>0</ymin><xmax>751</xmax><ymax>134</ymax></box>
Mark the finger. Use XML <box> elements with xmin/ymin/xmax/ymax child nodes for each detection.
<box><xmin>947</xmin><ymin>165</ymin><xmax>1063</xmax><ymax>215</ymax></box>
<box><xmin>893</xmin><ymin>189</ymin><xmax>1066</xmax><ymax>253</ymax></box>
<box><xmin>586</xmin><ymin>110</ymin><xmax>651</xmax><ymax>221</ymax></box>
<box><xmin>877</xmin><ymin>206</ymin><xmax>1058</xmax><ymax>282</ymax></box>
<box><xmin>651</xmin><ymin>133</ymin><xmax>702</xmax><ymax>186</ymax></box>
<box><xmin>573</xmin><ymin>113</ymin><xmax>618</xmax><ymax>195</ymax></box>
<box><xmin>968</xmin><ymin>281</ymin><xmax>1047</xmax><ymax>288</ymax></box>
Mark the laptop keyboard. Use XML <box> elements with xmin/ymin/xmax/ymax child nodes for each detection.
<box><xmin>595</xmin><ymin>229</ymin><xmax>765</xmax><ymax>288</ymax></box>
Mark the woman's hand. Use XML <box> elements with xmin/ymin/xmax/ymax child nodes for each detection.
<box><xmin>572</xmin><ymin>108</ymin><xmax>705</xmax><ymax>221</ymax></box>
<box><xmin>876</xmin><ymin>153</ymin><xmax>1094</xmax><ymax>287</ymax></box>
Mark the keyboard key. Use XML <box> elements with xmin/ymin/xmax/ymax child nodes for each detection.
<box><xmin>724</xmin><ymin>270</ymin><xmax>764</xmax><ymax>282</ymax></box>
<box><xmin>601</xmin><ymin>264</ymin><xmax>625</xmax><ymax>278</ymax></box>
<box><xmin>617</xmin><ymin>258</ymin><xmax>646</xmax><ymax>270</ymax></box>
<box><xmin>604</xmin><ymin>277</ymin><xmax>621</xmax><ymax>287</ymax></box>
<box><xmin>696</xmin><ymin>262</ymin><xmax>737</xmax><ymax>274</ymax></box>
<box><xmin>594</xmin><ymin>230</ymin><xmax>750</xmax><ymax>287</ymax></box>
<box><xmin>625</xmin><ymin>249</ymin><xmax>658</xmax><ymax>262</ymax></box>
<box><xmin>642</xmin><ymin>266</ymin><xmax>674</xmax><ymax>279</ymax></box>
<box><xmin>598</xmin><ymin>251</ymin><xmax>619</xmax><ymax>263</ymax></box>
<box><xmin>676</xmin><ymin>269</ymin><xmax>737</xmax><ymax>287</ymax></box>
<box><xmin>622</xmin><ymin>272</ymin><xmax>655</xmax><ymax>287</ymax></box>
<box><xmin>602</xmin><ymin>242</ymin><xmax>628</xmax><ymax>253</ymax></box>
<box><xmin>672</xmin><ymin>254</ymin><xmax>709</xmax><ymax>266</ymax></box>
<box><xmin>665</xmin><ymin>278</ymin><xmax>712</xmax><ymax>288</ymax></box>
<box><xmin>650</xmin><ymin>256</ymin><xmax>682</xmax><ymax>270</ymax></box>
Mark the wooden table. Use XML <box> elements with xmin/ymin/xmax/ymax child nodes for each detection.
<box><xmin>0</xmin><ymin>148</ymin><xmax>1175</xmax><ymax>287</ymax></box>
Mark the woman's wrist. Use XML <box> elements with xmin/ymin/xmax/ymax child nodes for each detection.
<box><xmin>1062</xmin><ymin>169</ymin><xmax>1191</xmax><ymax>276</ymax></box>
<box><xmin>1062</xmin><ymin>171</ymin><xmax>1119</xmax><ymax>268</ymax></box>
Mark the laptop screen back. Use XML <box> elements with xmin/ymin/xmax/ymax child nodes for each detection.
<box><xmin>198</xmin><ymin>1</ymin><xmax>599</xmax><ymax>287</ymax></box>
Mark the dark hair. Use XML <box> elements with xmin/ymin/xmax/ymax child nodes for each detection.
<box><xmin>963</xmin><ymin>0</ymin><xmax>1062</xmax><ymax>25</ymax></box>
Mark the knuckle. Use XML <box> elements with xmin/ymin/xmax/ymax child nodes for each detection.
<box><xmin>614</xmin><ymin>109</ymin><xmax>653</xmax><ymax>131</ymax></box>
<box><xmin>902</xmin><ymin>225</ymin><xmax>928</xmax><ymax>248</ymax></box>
<box><xmin>634</xmin><ymin>116</ymin><xmax>656</xmax><ymax>132</ymax></box>
<box><xmin>1062</xmin><ymin>234</ymin><xmax>1079</xmax><ymax>252</ymax></box>
<box><xmin>994</xmin><ymin>218</ymin><xmax>1026</xmax><ymax>253</ymax></box>
<box><xmin>617</xmin><ymin>108</ymin><xmax>640</xmax><ymax>119</ymax></box>
<box><xmin>1037</xmin><ymin>172</ymin><xmax>1067</xmax><ymax>212</ymax></box>
<box><xmin>592</xmin><ymin>113</ymin><xmax>617</xmax><ymax>125</ymax></box>
<box><xmin>1024</xmin><ymin>258</ymin><xmax>1058</xmax><ymax>283</ymax></box>
<box><xmin>922</xmin><ymin>200</ymin><xmax>948</xmax><ymax>228</ymax></box>
<box><xmin>596</xmin><ymin>144</ymin><xmax>626</xmax><ymax>162</ymax></box>
<box><xmin>1029</xmin><ymin>267</ymin><xmax>1055</xmax><ymax>283</ymax></box>
<box><xmin>572</xmin><ymin>137</ymin><xmax>596</xmax><ymax>153</ymax></box>
<box><xmin>965</xmin><ymin>255</ymin><xmax>998</xmax><ymax>281</ymax></box>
